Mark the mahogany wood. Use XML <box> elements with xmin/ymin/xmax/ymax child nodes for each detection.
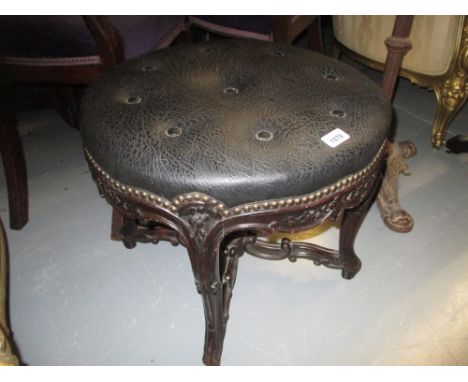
<box><xmin>381</xmin><ymin>16</ymin><xmax>414</xmax><ymax>100</ymax></box>
<box><xmin>0</xmin><ymin>71</ymin><xmax>28</xmax><ymax>230</ymax></box>
<box><xmin>0</xmin><ymin>114</ymin><xmax>28</xmax><ymax>230</ymax></box>
<box><xmin>87</xmin><ymin>147</ymin><xmax>384</xmax><ymax>365</ymax></box>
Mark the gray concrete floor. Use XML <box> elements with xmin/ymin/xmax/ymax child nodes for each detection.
<box><xmin>1</xmin><ymin>62</ymin><xmax>468</xmax><ymax>365</ymax></box>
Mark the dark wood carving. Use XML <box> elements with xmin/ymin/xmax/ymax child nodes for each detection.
<box><xmin>86</xmin><ymin>145</ymin><xmax>384</xmax><ymax>365</ymax></box>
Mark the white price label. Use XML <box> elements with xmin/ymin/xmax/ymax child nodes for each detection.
<box><xmin>321</xmin><ymin>128</ymin><xmax>350</xmax><ymax>148</ymax></box>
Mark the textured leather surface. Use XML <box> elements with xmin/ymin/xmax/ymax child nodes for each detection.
<box><xmin>80</xmin><ymin>40</ymin><xmax>392</xmax><ymax>207</ymax></box>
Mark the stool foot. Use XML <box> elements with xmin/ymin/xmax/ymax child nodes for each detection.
<box><xmin>202</xmin><ymin>354</ymin><xmax>221</xmax><ymax>366</ymax></box>
<box><xmin>341</xmin><ymin>259</ymin><xmax>361</xmax><ymax>280</ymax></box>
<box><xmin>200</xmin><ymin>288</ymin><xmax>224</xmax><ymax>366</ymax></box>
<box><xmin>188</xmin><ymin>236</ymin><xmax>242</xmax><ymax>366</ymax></box>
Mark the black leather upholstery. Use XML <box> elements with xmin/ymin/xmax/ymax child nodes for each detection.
<box><xmin>80</xmin><ymin>40</ymin><xmax>392</xmax><ymax>207</ymax></box>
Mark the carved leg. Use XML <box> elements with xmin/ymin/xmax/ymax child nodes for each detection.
<box><xmin>339</xmin><ymin>210</ymin><xmax>363</xmax><ymax>280</ymax></box>
<box><xmin>220</xmin><ymin>238</ymin><xmax>243</xmax><ymax>329</ymax></box>
<box><xmin>187</xmin><ymin>241</ymin><xmax>227</xmax><ymax>366</ymax></box>
<box><xmin>0</xmin><ymin>114</ymin><xmax>28</xmax><ymax>230</ymax></box>
<box><xmin>200</xmin><ymin>283</ymin><xmax>224</xmax><ymax>366</ymax></box>
<box><xmin>377</xmin><ymin>141</ymin><xmax>417</xmax><ymax>233</ymax></box>
<box><xmin>432</xmin><ymin>81</ymin><xmax>468</xmax><ymax>149</ymax></box>
<box><xmin>339</xmin><ymin>183</ymin><xmax>378</xmax><ymax>280</ymax></box>
<box><xmin>111</xmin><ymin>207</ymin><xmax>124</xmax><ymax>241</ymax></box>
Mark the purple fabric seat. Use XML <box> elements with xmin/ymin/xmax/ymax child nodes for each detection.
<box><xmin>0</xmin><ymin>16</ymin><xmax>185</xmax><ymax>65</ymax></box>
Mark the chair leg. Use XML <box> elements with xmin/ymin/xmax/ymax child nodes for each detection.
<box><xmin>432</xmin><ymin>80</ymin><xmax>468</xmax><ymax>149</ymax></box>
<box><xmin>307</xmin><ymin>16</ymin><xmax>323</xmax><ymax>53</ymax></box>
<box><xmin>0</xmin><ymin>114</ymin><xmax>28</xmax><ymax>230</ymax></box>
<box><xmin>377</xmin><ymin>141</ymin><xmax>417</xmax><ymax>233</ymax></box>
<box><xmin>51</xmin><ymin>85</ymin><xmax>82</xmax><ymax>129</ymax></box>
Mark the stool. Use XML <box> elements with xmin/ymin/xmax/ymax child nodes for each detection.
<box><xmin>80</xmin><ymin>40</ymin><xmax>391</xmax><ymax>365</ymax></box>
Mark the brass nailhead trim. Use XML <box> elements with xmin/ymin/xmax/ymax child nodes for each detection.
<box><xmin>84</xmin><ymin>141</ymin><xmax>385</xmax><ymax>218</ymax></box>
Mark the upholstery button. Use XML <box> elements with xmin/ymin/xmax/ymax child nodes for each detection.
<box><xmin>127</xmin><ymin>96</ymin><xmax>142</xmax><ymax>104</ymax></box>
<box><xmin>329</xmin><ymin>109</ymin><xmax>346</xmax><ymax>118</ymax></box>
<box><xmin>323</xmin><ymin>73</ymin><xmax>339</xmax><ymax>81</ymax></box>
<box><xmin>223</xmin><ymin>87</ymin><xmax>239</xmax><ymax>95</ymax></box>
<box><xmin>256</xmin><ymin>131</ymin><xmax>273</xmax><ymax>141</ymax></box>
<box><xmin>165</xmin><ymin>127</ymin><xmax>182</xmax><ymax>137</ymax></box>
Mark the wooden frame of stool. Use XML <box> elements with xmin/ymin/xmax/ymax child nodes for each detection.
<box><xmin>84</xmin><ymin>141</ymin><xmax>386</xmax><ymax>366</ymax></box>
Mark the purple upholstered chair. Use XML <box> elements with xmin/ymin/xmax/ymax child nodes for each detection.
<box><xmin>0</xmin><ymin>15</ymin><xmax>186</xmax><ymax>230</ymax></box>
<box><xmin>188</xmin><ymin>15</ymin><xmax>323</xmax><ymax>51</ymax></box>
<box><xmin>0</xmin><ymin>16</ymin><xmax>186</xmax><ymax>83</ymax></box>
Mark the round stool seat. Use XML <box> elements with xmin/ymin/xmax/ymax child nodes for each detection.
<box><xmin>81</xmin><ymin>40</ymin><xmax>391</xmax><ymax>207</ymax></box>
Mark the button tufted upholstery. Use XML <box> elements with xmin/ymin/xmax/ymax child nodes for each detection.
<box><xmin>80</xmin><ymin>40</ymin><xmax>392</xmax><ymax>207</ymax></box>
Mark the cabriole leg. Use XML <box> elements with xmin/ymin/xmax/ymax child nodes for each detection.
<box><xmin>432</xmin><ymin>82</ymin><xmax>467</xmax><ymax>149</ymax></box>
<box><xmin>340</xmin><ymin>169</ymin><xmax>382</xmax><ymax>279</ymax></box>
<box><xmin>188</xmin><ymin>241</ymin><xmax>228</xmax><ymax>366</ymax></box>
<box><xmin>339</xmin><ymin>201</ymin><xmax>368</xmax><ymax>280</ymax></box>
